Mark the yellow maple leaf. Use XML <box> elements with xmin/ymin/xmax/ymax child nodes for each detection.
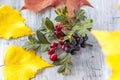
<box><xmin>0</xmin><ymin>5</ymin><xmax>33</xmax><ymax>40</ymax></box>
<box><xmin>91</xmin><ymin>30</ymin><xmax>120</xmax><ymax>80</ymax></box>
<box><xmin>116</xmin><ymin>4</ymin><xmax>120</xmax><ymax>8</ymax></box>
<box><xmin>3</xmin><ymin>45</ymin><xmax>52</xmax><ymax>80</ymax></box>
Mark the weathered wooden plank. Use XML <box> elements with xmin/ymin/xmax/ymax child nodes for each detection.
<box><xmin>0</xmin><ymin>0</ymin><xmax>119</xmax><ymax>80</ymax></box>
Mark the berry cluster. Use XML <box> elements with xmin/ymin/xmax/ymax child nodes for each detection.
<box><xmin>48</xmin><ymin>24</ymin><xmax>89</xmax><ymax>61</ymax></box>
<box><xmin>54</xmin><ymin>24</ymin><xmax>63</xmax><ymax>36</ymax></box>
<box><xmin>48</xmin><ymin>37</ymin><xmax>66</xmax><ymax>61</ymax></box>
<box><xmin>48</xmin><ymin>42</ymin><xmax>58</xmax><ymax>61</ymax></box>
<box><xmin>64</xmin><ymin>33</ymin><xmax>88</xmax><ymax>55</ymax></box>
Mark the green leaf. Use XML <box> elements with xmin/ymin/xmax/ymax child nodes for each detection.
<box><xmin>62</xmin><ymin>5</ymin><xmax>68</xmax><ymax>16</ymax></box>
<box><xmin>57</xmin><ymin>65</ymin><xmax>66</xmax><ymax>73</ymax></box>
<box><xmin>72</xmin><ymin>19</ymin><xmax>93</xmax><ymax>37</ymax></box>
<box><xmin>28</xmin><ymin>35</ymin><xmax>38</xmax><ymax>43</ymax></box>
<box><xmin>61</xmin><ymin>30</ymin><xmax>70</xmax><ymax>35</ymax></box>
<box><xmin>63</xmin><ymin>36</ymin><xmax>70</xmax><ymax>41</ymax></box>
<box><xmin>53</xmin><ymin>59</ymin><xmax>64</xmax><ymax>65</ymax></box>
<box><xmin>36</xmin><ymin>30</ymin><xmax>50</xmax><ymax>44</ymax></box>
<box><xmin>45</xmin><ymin>17</ymin><xmax>54</xmax><ymax>31</ymax></box>
<box><xmin>63</xmin><ymin>66</ymin><xmax>71</xmax><ymax>75</ymax></box>
<box><xmin>53</xmin><ymin>54</ymin><xmax>72</xmax><ymax>65</ymax></box>
<box><xmin>23</xmin><ymin>42</ymin><xmax>40</xmax><ymax>50</ymax></box>
<box><xmin>40</xmin><ymin>18</ymin><xmax>46</xmax><ymax>30</ymax></box>
<box><xmin>55</xmin><ymin>9</ymin><xmax>62</xmax><ymax>15</ymax></box>
<box><xmin>40</xmin><ymin>44</ymin><xmax>49</xmax><ymax>52</ymax></box>
<box><xmin>54</xmin><ymin>54</ymin><xmax>72</xmax><ymax>75</ymax></box>
<box><xmin>55</xmin><ymin>15</ymin><xmax>67</xmax><ymax>22</ymax></box>
<box><xmin>74</xmin><ymin>9</ymin><xmax>86</xmax><ymax>20</ymax></box>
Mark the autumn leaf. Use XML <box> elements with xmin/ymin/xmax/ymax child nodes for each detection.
<box><xmin>22</xmin><ymin>0</ymin><xmax>93</xmax><ymax>17</ymax></box>
<box><xmin>0</xmin><ymin>5</ymin><xmax>33</xmax><ymax>40</ymax></box>
<box><xmin>22</xmin><ymin>0</ymin><xmax>56</xmax><ymax>12</ymax></box>
<box><xmin>4</xmin><ymin>45</ymin><xmax>52</xmax><ymax>80</ymax></box>
<box><xmin>91</xmin><ymin>30</ymin><xmax>120</xmax><ymax>80</ymax></box>
<box><xmin>116</xmin><ymin>4</ymin><xmax>120</xmax><ymax>8</ymax></box>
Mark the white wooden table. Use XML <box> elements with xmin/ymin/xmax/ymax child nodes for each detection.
<box><xmin>0</xmin><ymin>0</ymin><xmax>120</xmax><ymax>80</ymax></box>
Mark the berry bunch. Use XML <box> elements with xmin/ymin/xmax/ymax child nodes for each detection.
<box><xmin>48</xmin><ymin>24</ymin><xmax>89</xmax><ymax>61</ymax></box>
<box><xmin>24</xmin><ymin>6</ymin><xmax>93</xmax><ymax>75</ymax></box>
<box><xmin>54</xmin><ymin>24</ymin><xmax>63</xmax><ymax>36</ymax></box>
<box><xmin>48</xmin><ymin>37</ymin><xmax>66</xmax><ymax>61</ymax></box>
<box><xmin>64</xmin><ymin>33</ymin><xmax>88</xmax><ymax>55</ymax></box>
<box><xmin>48</xmin><ymin>42</ymin><xmax>58</xmax><ymax>61</ymax></box>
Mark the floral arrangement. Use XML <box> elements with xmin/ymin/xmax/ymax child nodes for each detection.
<box><xmin>23</xmin><ymin>6</ymin><xmax>93</xmax><ymax>75</ymax></box>
<box><xmin>1</xmin><ymin>0</ymin><xmax>120</xmax><ymax>80</ymax></box>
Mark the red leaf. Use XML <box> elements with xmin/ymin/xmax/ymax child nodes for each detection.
<box><xmin>22</xmin><ymin>0</ymin><xmax>56</xmax><ymax>12</ymax></box>
<box><xmin>22</xmin><ymin>0</ymin><xmax>93</xmax><ymax>17</ymax></box>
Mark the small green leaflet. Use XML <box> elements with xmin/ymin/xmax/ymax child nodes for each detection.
<box><xmin>55</xmin><ymin>5</ymin><xmax>68</xmax><ymax>16</ymax></box>
<box><xmin>53</xmin><ymin>54</ymin><xmax>72</xmax><ymax>75</ymax></box>
<box><xmin>72</xmin><ymin>19</ymin><xmax>93</xmax><ymax>37</ymax></box>
<box><xmin>55</xmin><ymin>15</ymin><xmax>67</xmax><ymax>22</ymax></box>
<box><xmin>40</xmin><ymin>44</ymin><xmax>49</xmax><ymax>52</ymax></box>
<box><xmin>28</xmin><ymin>35</ymin><xmax>38</xmax><ymax>43</ymax></box>
<box><xmin>39</xmin><ymin>18</ymin><xmax>46</xmax><ymax>31</ymax></box>
<box><xmin>23</xmin><ymin>42</ymin><xmax>40</xmax><ymax>50</ymax></box>
<box><xmin>62</xmin><ymin>5</ymin><xmax>68</xmax><ymax>16</ymax></box>
<box><xmin>45</xmin><ymin>17</ymin><xmax>54</xmax><ymax>31</ymax></box>
<box><xmin>58</xmin><ymin>65</ymin><xmax>66</xmax><ymax>73</ymax></box>
<box><xmin>74</xmin><ymin>9</ymin><xmax>86</xmax><ymax>20</ymax></box>
<box><xmin>36</xmin><ymin>30</ymin><xmax>50</xmax><ymax>44</ymax></box>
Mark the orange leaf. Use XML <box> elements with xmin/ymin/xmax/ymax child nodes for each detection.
<box><xmin>22</xmin><ymin>0</ymin><xmax>93</xmax><ymax>17</ymax></box>
<box><xmin>22</xmin><ymin>0</ymin><xmax>56</xmax><ymax>12</ymax></box>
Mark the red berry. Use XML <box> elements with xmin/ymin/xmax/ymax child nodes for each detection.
<box><xmin>59</xmin><ymin>37</ymin><xmax>64</xmax><ymax>45</ymax></box>
<box><xmin>62</xmin><ymin>27</ymin><xmax>67</xmax><ymax>31</ymax></box>
<box><xmin>61</xmin><ymin>45</ymin><xmax>66</xmax><ymax>50</ymax></box>
<box><xmin>55</xmin><ymin>24</ymin><xmax>62</xmax><ymax>31</ymax></box>
<box><xmin>50</xmin><ymin>42</ymin><xmax>58</xmax><ymax>48</ymax></box>
<box><xmin>54</xmin><ymin>31</ymin><xmax>61</xmax><ymax>36</ymax></box>
<box><xmin>48</xmin><ymin>48</ymin><xmax>55</xmax><ymax>55</ymax></box>
<box><xmin>50</xmin><ymin>54</ymin><xmax>57</xmax><ymax>61</ymax></box>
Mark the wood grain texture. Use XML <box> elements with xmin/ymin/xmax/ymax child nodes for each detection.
<box><xmin>0</xmin><ymin>0</ymin><xmax>120</xmax><ymax>80</ymax></box>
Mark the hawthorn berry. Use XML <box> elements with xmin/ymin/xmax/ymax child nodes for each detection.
<box><xmin>50</xmin><ymin>54</ymin><xmax>58</xmax><ymax>61</ymax></box>
<box><xmin>55</xmin><ymin>24</ymin><xmax>62</xmax><ymax>31</ymax></box>
<box><xmin>61</xmin><ymin>44</ymin><xmax>66</xmax><ymax>50</ymax></box>
<box><xmin>54</xmin><ymin>31</ymin><xmax>61</xmax><ymax>36</ymax></box>
<box><xmin>48</xmin><ymin>48</ymin><xmax>55</xmax><ymax>55</ymax></box>
<box><xmin>59</xmin><ymin>37</ymin><xmax>64</xmax><ymax>45</ymax></box>
<box><xmin>50</xmin><ymin>42</ymin><xmax>58</xmax><ymax>48</ymax></box>
<box><xmin>62</xmin><ymin>27</ymin><xmax>67</xmax><ymax>31</ymax></box>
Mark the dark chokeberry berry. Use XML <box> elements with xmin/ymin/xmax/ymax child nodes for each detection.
<box><xmin>81</xmin><ymin>41</ymin><xmax>87</xmax><ymax>48</ymax></box>
<box><xmin>48</xmin><ymin>48</ymin><xmax>55</xmax><ymax>55</ymax></box>
<box><xmin>76</xmin><ymin>37</ymin><xmax>80</xmax><ymax>42</ymax></box>
<box><xmin>73</xmin><ymin>33</ymin><xmax>79</xmax><ymax>38</ymax></box>
<box><xmin>50</xmin><ymin>42</ymin><xmax>58</xmax><ymax>48</ymax></box>
<box><xmin>65</xmin><ymin>47</ymin><xmax>72</xmax><ymax>53</ymax></box>
<box><xmin>83</xmin><ymin>35</ymin><xmax>88</xmax><ymax>41</ymax></box>
<box><xmin>79</xmin><ymin>37</ymin><xmax>84</xmax><ymax>44</ymax></box>
<box><xmin>72</xmin><ymin>40</ymin><xmax>77</xmax><ymax>46</ymax></box>
<box><xmin>50</xmin><ymin>54</ymin><xmax>58</xmax><ymax>61</ymax></box>
<box><xmin>70</xmin><ymin>49</ymin><xmax>77</xmax><ymax>55</ymax></box>
<box><xmin>74</xmin><ymin>45</ymin><xmax>80</xmax><ymax>51</ymax></box>
<box><xmin>64</xmin><ymin>40</ymin><xmax>70</xmax><ymax>47</ymax></box>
